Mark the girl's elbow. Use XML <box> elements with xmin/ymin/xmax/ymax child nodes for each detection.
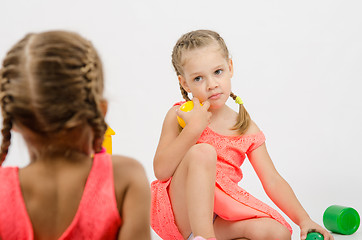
<box><xmin>154</xmin><ymin>169</ymin><xmax>171</xmax><ymax>181</ymax></box>
<box><xmin>153</xmin><ymin>160</ymin><xmax>172</xmax><ymax>181</ymax></box>
<box><xmin>154</xmin><ymin>173</ymin><xmax>169</xmax><ymax>182</ymax></box>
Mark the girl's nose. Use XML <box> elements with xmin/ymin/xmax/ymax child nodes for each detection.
<box><xmin>207</xmin><ymin>77</ymin><xmax>219</xmax><ymax>90</ymax></box>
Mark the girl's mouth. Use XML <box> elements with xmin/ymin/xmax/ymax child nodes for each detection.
<box><xmin>209</xmin><ymin>93</ymin><xmax>222</xmax><ymax>100</ymax></box>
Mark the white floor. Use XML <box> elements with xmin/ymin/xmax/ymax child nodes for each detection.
<box><xmin>151</xmin><ymin>222</ymin><xmax>361</xmax><ymax>240</ymax></box>
<box><xmin>289</xmin><ymin>226</ymin><xmax>362</xmax><ymax>240</ymax></box>
<box><xmin>151</xmin><ymin>231</ymin><xmax>362</xmax><ymax>240</ymax></box>
<box><xmin>329</xmin><ymin>232</ymin><xmax>361</xmax><ymax>240</ymax></box>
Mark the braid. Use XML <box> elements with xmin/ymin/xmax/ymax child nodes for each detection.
<box><xmin>230</xmin><ymin>91</ymin><xmax>251</xmax><ymax>134</ymax></box>
<box><xmin>0</xmin><ymin>74</ymin><xmax>14</xmax><ymax>165</ymax></box>
<box><xmin>179</xmin><ymin>83</ymin><xmax>190</xmax><ymax>101</ymax></box>
<box><xmin>0</xmin><ymin>114</ymin><xmax>12</xmax><ymax>165</ymax></box>
<box><xmin>81</xmin><ymin>44</ymin><xmax>107</xmax><ymax>152</ymax></box>
<box><xmin>0</xmin><ymin>36</ymin><xmax>30</xmax><ymax>164</ymax></box>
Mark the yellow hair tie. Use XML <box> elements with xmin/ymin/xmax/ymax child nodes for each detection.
<box><xmin>235</xmin><ymin>96</ymin><xmax>243</xmax><ymax>105</ymax></box>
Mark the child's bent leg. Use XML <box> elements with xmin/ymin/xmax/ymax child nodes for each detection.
<box><xmin>169</xmin><ymin>143</ymin><xmax>217</xmax><ymax>239</ymax></box>
<box><xmin>214</xmin><ymin>217</ymin><xmax>291</xmax><ymax>240</ymax></box>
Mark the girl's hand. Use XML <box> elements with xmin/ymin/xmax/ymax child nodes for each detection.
<box><xmin>300</xmin><ymin>219</ymin><xmax>334</xmax><ymax>240</ymax></box>
<box><xmin>176</xmin><ymin>98</ymin><xmax>211</xmax><ymax>132</ymax></box>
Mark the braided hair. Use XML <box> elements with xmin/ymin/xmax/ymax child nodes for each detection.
<box><xmin>171</xmin><ymin>30</ymin><xmax>250</xmax><ymax>134</ymax></box>
<box><xmin>0</xmin><ymin>31</ymin><xmax>107</xmax><ymax>165</ymax></box>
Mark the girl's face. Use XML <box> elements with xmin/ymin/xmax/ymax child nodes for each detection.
<box><xmin>178</xmin><ymin>43</ymin><xmax>233</xmax><ymax>110</ymax></box>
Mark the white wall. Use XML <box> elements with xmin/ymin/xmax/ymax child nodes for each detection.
<box><xmin>1</xmin><ymin>1</ymin><xmax>361</xmax><ymax>239</ymax></box>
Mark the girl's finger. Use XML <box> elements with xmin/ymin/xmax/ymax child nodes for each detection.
<box><xmin>300</xmin><ymin>229</ymin><xmax>308</xmax><ymax>240</ymax></box>
<box><xmin>192</xmin><ymin>97</ymin><xmax>200</xmax><ymax>106</ymax></box>
<box><xmin>202</xmin><ymin>100</ymin><xmax>210</xmax><ymax>110</ymax></box>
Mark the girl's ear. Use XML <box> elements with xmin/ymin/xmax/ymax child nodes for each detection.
<box><xmin>228</xmin><ymin>58</ymin><xmax>234</xmax><ymax>78</ymax></box>
<box><xmin>100</xmin><ymin>100</ymin><xmax>108</xmax><ymax>117</ymax></box>
<box><xmin>12</xmin><ymin>124</ymin><xmax>19</xmax><ymax>132</ymax></box>
<box><xmin>93</xmin><ymin>136</ymin><xmax>104</xmax><ymax>153</ymax></box>
<box><xmin>178</xmin><ymin>75</ymin><xmax>191</xmax><ymax>93</ymax></box>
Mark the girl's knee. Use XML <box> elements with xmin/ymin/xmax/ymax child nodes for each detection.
<box><xmin>254</xmin><ymin>219</ymin><xmax>290</xmax><ymax>240</ymax></box>
<box><xmin>186</xmin><ymin>143</ymin><xmax>217</xmax><ymax>167</ymax></box>
<box><xmin>273</xmin><ymin>230</ymin><xmax>291</xmax><ymax>240</ymax></box>
<box><xmin>187</xmin><ymin>143</ymin><xmax>217</xmax><ymax>162</ymax></box>
<box><xmin>266</xmin><ymin>224</ymin><xmax>291</xmax><ymax>240</ymax></box>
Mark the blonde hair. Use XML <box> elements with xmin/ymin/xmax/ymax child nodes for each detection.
<box><xmin>0</xmin><ymin>31</ymin><xmax>107</xmax><ymax>165</ymax></box>
<box><xmin>171</xmin><ymin>29</ymin><xmax>250</xmax><ymax>134</ymax></box>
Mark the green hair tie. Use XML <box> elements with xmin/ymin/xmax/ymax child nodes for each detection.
<box><xmin>235</xmin><ymin>96</ymin><xmax>243</xmax><ymax>105</ymax></box>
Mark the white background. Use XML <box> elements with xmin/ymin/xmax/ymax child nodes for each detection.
<box><xmin>1</xmin><ymin>1</ymin><xmax>361</xmax><ymax>239</ymax></box>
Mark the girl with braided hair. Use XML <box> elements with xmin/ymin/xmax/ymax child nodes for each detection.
<box><xmin>151</xmin><ymin>30</ymin><xmax>333</xmax><ymax>240</ymax></box>
<box><xmin>0</xmin><ymin>30</ymin><xmax>151</xmax><ymax>240</ymax></box>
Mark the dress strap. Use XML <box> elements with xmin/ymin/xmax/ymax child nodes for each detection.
<box><xmin>173</xmin><ymin>101</ymin><xmax>186</xmax><ymax>107</ymax></box>
<box><xmin>0</xmin><ymin>167</ymin><xmax>33</xmax><ymax>239</ymax></box>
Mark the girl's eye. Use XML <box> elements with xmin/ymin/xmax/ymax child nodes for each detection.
<box><xmin>194</xmin><ymin>76</ymin><xmax>203</xmax><ymax>82</ymax></box>
<box><xmin>215</xmin><ymin>69</ymin><xmax>223</xmax><ymax>75</ymax></box>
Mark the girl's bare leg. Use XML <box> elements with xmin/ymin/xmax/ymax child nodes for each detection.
<box><xmin>169</xmin><ymin>143</ymin><xmax>217</xmax><ymax>239</ymax></box>
<box><xmin>214</xmin><ymin>217</ymin><xmax>291</xmax><ymax>240</ymax></box>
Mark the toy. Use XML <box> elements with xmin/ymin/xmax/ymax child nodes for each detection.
<box><xmin>102</xmin><ymin>126</ymin><xmax>115</xmax><ymax>154</ymax></box>
<box><xmin>305</xmin><ymin>232</ymin><xmax>324</xmax><ymax>240</ymax></box>
<box><xmin>323</xmin><ymin>205</ymin><xmax>360</xmax><ymax>235</ymax></box>
<box><xmin>177</xmin><ymin>101</ymin><xmax>202</xmax><ymax>128</ymax></box>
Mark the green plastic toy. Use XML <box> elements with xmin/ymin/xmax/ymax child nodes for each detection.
<box><xmin>306</xmin><ymin>232</ymin><xmax>324</xmax><ymax>240</ymax></box>
<box><xmin>323</xmin><ymin>205</ymin><xmax>360</xmax><ymax>235</ymax></box>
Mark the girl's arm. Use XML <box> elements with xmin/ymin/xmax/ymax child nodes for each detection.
<box><xmin>247</xmin><ymin>124</ymin><xmax>334</xmax><ymax>240</ymax></box>
<box><xmin>113</xmin><ymin>156</ymin><xmax>151</xmax><ymax>240</ymax></box>
<box><xmin>153</xmin><ymin>99</ymin><xmax>210</xmax><ymax>181</ymax></box>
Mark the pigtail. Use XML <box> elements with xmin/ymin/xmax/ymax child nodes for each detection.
<box><xmin>230</xmin><ymin>92</ymin><xmax>250</xmax><ymax>134</ymax></box>
<box><xmin>179</xmin><ymin>83</ymin><xmax>191</xmax><ymax>101</ymax></box>
<box><xmin>0</xmin><ymin>36</ymin><xmax>30</xmax><ymax>165</ymax></box>
<box><xmin>0</xmin><ymin>114</ymin><xmax>13</xmax><ymax>165</ymax></box>
<box><xmin>81</xmin><ymin>45</ymin><xmax>107</xmax><ymax>153</ymax></box>
<box><xmin>0</xmin><ymin>75</ymin><xmax>13</xmax><ymax>165</ymax></box>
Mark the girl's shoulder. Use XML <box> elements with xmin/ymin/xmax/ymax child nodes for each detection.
<box><xmin>111</xmin><ymin>155</ymin><xmax>149</xmax><ymax>208</ymax></box>
<box><xmin>165</xmin><ymin>100</ymin><xmax>185</xmax><ymax>119</ymax></box>
<box><xmin>243</xmin><ymin>120</ymin><xmax>261</xmax><ymax>136</ymax></box>
<box><xmin>111</xmin><ymin>155</ymin><xmax>146</xmax><ymax>184</ymax></box>
<box><xmin>163</xmin><ymin>102</ymin><xmax>183</xmax><ymax>125</ymax></box>
<box><xmin>110</xmin><ymin>155</ymin><xmax>150</xmax><ymax>237</ymax></box>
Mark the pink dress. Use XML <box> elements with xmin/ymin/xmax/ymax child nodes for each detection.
<box><xmin>0</xmin><ymin>152</ymin><xmax>122</xmax><ymax>240</ymax></box>
<box><xmin>151</xmin><ymin>102</ymin><xmax>292</xmax><ymax>240</ymax></box>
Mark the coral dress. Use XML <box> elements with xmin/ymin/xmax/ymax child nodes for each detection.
<box><xmin>0</xmin><ymin>152</ymin><xmax>121</xmax><ymax>240</ymax></box>
<box><xmin>151</xmin><ymin>103</ymin><xmax>292</xmax><ymax>240</ymax></box>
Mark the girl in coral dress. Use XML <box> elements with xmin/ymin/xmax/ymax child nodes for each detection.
<box><xmin>0</xmin><ymin>30</ymin><xmax>150</xmax><ymax>240</ymax></box>
<box><xmin>151</xmin><ymin>30</ymin><xmax>333</xmax><ymax>240</ymax></box>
